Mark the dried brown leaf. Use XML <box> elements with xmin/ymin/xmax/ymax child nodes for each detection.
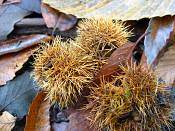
<box><xmin>43</xmin><ymin>0</ymin><xmax>175</xmax><ymax>20</ymax></box>
<box><xmin>97</xmin><ymin>42</ymin><xmax>136</xmax><ymax>79</ymax></box>
<box><xmin>41</xmin><ymin>3</ymin><xmax>77</xmax><ymax>31</ymax></box>
<box><xmin>144</xmin><ymin>16</ymin><xmax>175</xmax><ymax>65</ymax></box>
<box><xmin>0</xmin><ymin>47</ymin><xmax>36</xmax><ymax>86</ymax></box>
<box><xmin>0</xmin><ymin>34</ymin><xmax>51</xmax><ymax>56</ymax></box>
<box><xmin>0</xmin><ymin>111</ymin><xmax>16</xmax><ymax>131</ymax></box>
<box><xmin>25</xmin><ymin>91</ymin><xmax>51</xmax><ymax>131</ymax></box>
<box><xmin>155</xmin><ymin>44</ymin><xmax>175</xmax><ymax>86</ymax></box>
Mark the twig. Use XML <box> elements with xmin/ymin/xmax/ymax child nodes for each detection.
<box><xmin>135</xmin><ymin>31</ymin><xmax>151</xmax><ymax>45</ymax></box>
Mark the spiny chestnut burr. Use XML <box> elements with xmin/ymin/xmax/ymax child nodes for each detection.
<box><xmin>33</xmin><ymin>37</ymin><xmax>99</xmax><ymax>108</ymax></box>
<box><xmin>77</xmin><ymin>18</ymin><xmax>132</xmax><ymax>60</ymax></box>
<box><xmin>85</xmin><ymin>64</ymin><xmax>171</xmax><ymax>131</ymax></box>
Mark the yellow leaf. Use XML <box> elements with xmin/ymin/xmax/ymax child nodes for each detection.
<box><xmin>43</xmin><ymin>0</ymin><xmax>175</xmax><ymax>20</ymax></box>
<box><xmin>0</xmin><ymin>111</ymin><xmax>16</xmax><ymax>131</ymax></box>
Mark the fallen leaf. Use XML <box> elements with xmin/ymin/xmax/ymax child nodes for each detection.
<box><xmin>97</xmin><ymin>42</ymin><xmax>136</xmax><ymax>79</ymax></box>
<box><xmin>144</xmin><ymin>16</ymin><xmax>175</xmax><ymax>65</ymax></box>
<box><xmin>155</xmin><ymin>44</ymin><xmax>175</xmax><ymax>86</ymax></box>
<box><xmin>0</xmin><ymin>111</ymin><xmax>16</xmax><ymax>131</ymax></box>
<box><xmin>43</xmin><ymin>0</ymin><xmax>175</xmax><ymax>20</ymax></box>
<box><xmin>0</xmin><ymin>47</ymin><xmax>36</xmax><ymax>86</ymax></box>
<box><xmin>0</xmin><ymin>0</ymin><xmax>41</xmax><ymax>40</ymax></box>
<box><xmin>0</xmin><ymin>34</ymin><xmax>51</xmax><ymax>56</ymax></box>
<box><xmin>25</xmin><ymin>91</ymin><xmax>51</xmax><ymax>131</ymax></box>
<box><xmin>41</xmin><ymin>3</ymin><xmax>77</xmax><ymax>31</ymax></box>
<box><xmin>65</xmin><ymin>110</ymin><xmax>94</xmax><ymax>131</ymax></box>
<box><xmin>0</xmin><ymin>70</ymin><xmax>38</xmax><ymax>118</ymax></box>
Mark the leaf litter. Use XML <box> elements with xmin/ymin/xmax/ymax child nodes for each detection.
<box><xmin>0</xmin><ymin>0</ymin><xmax>175</xmax><ymax>130</ymax></box>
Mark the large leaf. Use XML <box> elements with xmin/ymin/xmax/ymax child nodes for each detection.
<box><xmin>0</xmin><ymin>70</ymin><xmax>38</xmax><ymax>118</ymax></box>
<box><xmin>43</xmin><ymin>0</ymin><xmax>175</xmax><ymax>20</ymax></box>
<box><xmin>144</xmin><ymin>16</ymin><xmax>175</xmax><ymax>65</ymax></box>
<box><xmin>155</xmin><ymin>44</ymin><xmax>175</xmax><ymax>86</ymax></box>
<box><xmin>25</xmin><ymin>91</ymin><xmax>51</xmax><ymax>131</ymax></box>
<box><xmin>0</xmin><ymin>111</ymin><xmax>16</xmax><ymax>131</ymax></box>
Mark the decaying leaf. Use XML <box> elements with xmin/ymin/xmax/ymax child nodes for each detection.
<box><xmin>155</xmin><ymin>44</ymin><xmax>175</xmax><ymax>86</ymax></box>
<box><xmin>97</xmin><ymin>42</ymin><xmax>136</xmax><ymax>79</ymax></box>
<box><xmin>0</xmin><ymin>0</ymin><xmax>41</xmax><ymax>40</ymax></box>
<box><xmin>144</xmin><ymin>16</ymin><xmax>175</xmax><ymax>65</ymax></box>
<box><xmin>0</xmin><ymin>34</ymin><xmax>51</xmax><ymax>56</ymax></box>
<box><xmin>25</xmin><ymin>91</ymin><xmax>51</xmax><ymax>131</ymax></box>
<box><xmin>43</xmin><ymin>0</ymin><xmax>175</xmax><ymax>20</ymax></box>
<box><xmin>0</xmin><ymin>70</ymin><xmax>38</xmax><ymax>118</ymax></box>
<box><xmin>0</xmin><ymin>111</ymin><xmax>16</xmax><ymax>131</ymax></box>
<box><xmin>41</xmin><ymin>3</ymin><xmax>77</xmax><ymax>31</ymax></box>
<box><xmin>0</xmin><ymin>47</ymin><xmax>36</xmax><ymax>86</ymax></box>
